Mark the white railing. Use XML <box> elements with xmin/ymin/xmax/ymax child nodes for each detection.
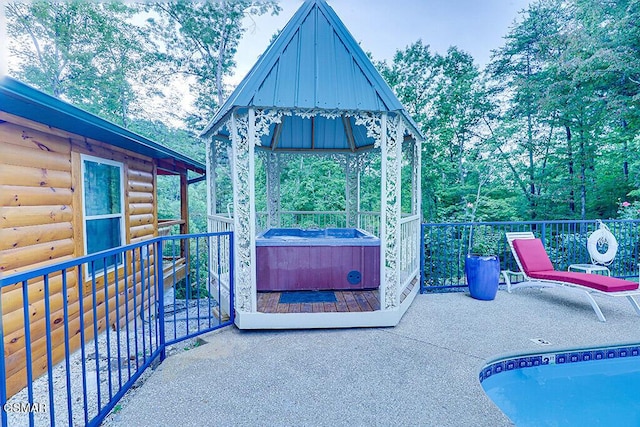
<box><xmin>256</xmin><ymin>212</ymin><xmax>268</xmax><ymax>233</ymax></box>
<box><xmin>158</xmin><ymin>219</ymin><xmax>186</xmax><ymax>262</ymax></box>
<box><xmin>357</xmin><ymin>211</ymin><xmax>380</xmax><ymax>236</ymax></box>
<box><xmin>208</xmin><ymin>214</ymin><xmax>234</xmax><ymax>233</ymax></box>
<box><xmin>399</xmin><ymin>214</ymin><xmax>421</xmax><ymax>288</ymax></box>
<box><xmin>280</xmin><ymin>211</ymin><xmax>347</xmax><ymax>228</ymax></box>
<box><xmin>158</xmin><ymin>219</ymin><xmax>185</xmax><ymax>236</ymax></box>
<box><xmin>256</xmin><ymin>211</ymin><xmax>348</xmax><ymax>230</ymax></box>
<box><xmin>208</xmin><ymin>214</ymin><xmax>233</xmax><ymax>277</ymax></box>
<box><xmin>253</xmin><ymin>210</ymin><xmax>384</xmax><ymax>236</ymax></box>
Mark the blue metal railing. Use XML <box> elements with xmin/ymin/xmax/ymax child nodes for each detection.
<box><xmin>420</xmin><ymin>220</ymin><xmax>640</xmax><ymax>292</ymax></box>
<box><xmin>0</xmin><ymin>231</ymin><xmax>234</xmax><ymax>427</ymax></box>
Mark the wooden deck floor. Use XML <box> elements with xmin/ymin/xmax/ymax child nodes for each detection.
<box><xmin>257</xmin><ymin>279</ymin><xmax>418</xmax><ymax>314</ymax></box>
<box><xmin>257</xmin><ymin>289</ymin><xmax>381</xmax><ymax>313</ymax></box>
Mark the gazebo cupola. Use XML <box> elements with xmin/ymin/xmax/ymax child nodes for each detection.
<box><xmin>201</xmin><ymin>0</ymin><xmax>424</xmax><ymax>329</ymax></box>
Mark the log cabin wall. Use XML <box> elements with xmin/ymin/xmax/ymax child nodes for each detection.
<box><xmin>0</xmin><ymin>112</ymin><xmax>158</xmax><ymax>398</ymax></box>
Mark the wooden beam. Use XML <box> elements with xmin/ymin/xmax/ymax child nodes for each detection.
<box><xmin>342</xmin><ymin>115</ymin><xmax>357</xmax><ymax>153</ymax></box>
<box><xmin>180</xmin><ymin>172</ymin><xmax>189</xmax><ymax>235</ymax></box>
<box><xmin>271</xmin><ymin>119</ymin><xmax>284</xmax><ymax>151</ymax></box>
<box><xmin>71</xmin><ymin>151</ymin><xmax>84</xmax><ymax>258</ymax></box>
<box><xmin>0</xmin><ymin>123</ymin><xmax>71</xmax><ymax>156</ymax></box>
<box><xmin>0</xmin><ymin>238</ymin><xmax>75</xmax><ymax>272</ymax></box>
<box><xmin>254</xmin><ymin>145</ymin><xmax>376</xmax><ymax>154</ymax></box>
<box><xmin>180</xmin><ymin>171</ymin><xmax>189</xmax><ymax>259</ymax></box>
<box><xmin>1</xmin><ymin>205</ymin><xmax>74</xmax><ymax>228</ymax></box>
<box><xmin>0</xmin><ymin>185</ymin><xmax>73</xmax><ymax>207</ymax></box>
<box><xmin>1</xmin><ymin>143</ymin><xmax>71</xmax><ymax>171</ymax></box>
<box><xmin>311</xmin><ymin>116</ymin><xmax>315</xmax><ymax>149</ymax></box>
<box><xmin>0</xmin><ymin>222</ymin><xmax>74</xmax><ymax>251</ymax></box>
<box><xmin>188</xmin><ymin>174</ymin><xmax>206</xmax><ymax>185</ymax></box>
<box><xmin>123</xmin><ymin>163</ymin><xmax>132</xmax><ymax>245</ymax></box>
<box><xmin>0</xmin><ymin>163</ymin><xmax>72</xmax><ymax>188</ymax></box>
<box><xmin>158</xmin><ymin>157</ymin><xmax>205</xmax><ymax>175</ymax></box>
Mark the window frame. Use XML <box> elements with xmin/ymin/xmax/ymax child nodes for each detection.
<box><xmin>80</xmin><ymin>154</ymin><xmax>126</xmax><ymax>277</ymax></box>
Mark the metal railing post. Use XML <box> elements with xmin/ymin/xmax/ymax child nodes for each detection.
<box><xmin>21</xmin><ymin>280</ymin><xmax>35</xmax><ymax>426</ymax></box>
<box><xmin>420</xmin><ymin>223</ymin><xmax>425</xmax><ymax>293</ymax></box>
<box><xmin>0</xmin><ymin>285</ymin><xmax>6</xmax><ymax>427</ymax></box>
<box><xmin>229</xmin><ymin>232</ymin><xmax>235</xmax><ymax>323</ymax></box>
<box><xmin>157</xmin><ymin>238</ymin><xmax>166</xmax><ymax>362</ymax></box>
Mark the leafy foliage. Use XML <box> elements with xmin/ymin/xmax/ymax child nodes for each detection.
<box><xmin>6</xmin><ymin>1</ymin><xmax>158</xmax><ymax>126</ymax></box>
<box><xmin>148</xmin><ymin>0</ymin><xmax>280</xmax><ymax>130</ymax></box>
<box><xmin>174</xmin><ymin>277</ymin><xmax>210</xmax><ymax>300</ymax></box>
<box><xmin>6</xmin><ymin>0</ymin><xmax>640</xmax><ymax>224</ymax></box>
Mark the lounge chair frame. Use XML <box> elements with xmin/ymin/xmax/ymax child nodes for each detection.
<box><xmin>503</xmin><ymin>232</ymin><xmax>640</xmax><ymax>322</ymax></box>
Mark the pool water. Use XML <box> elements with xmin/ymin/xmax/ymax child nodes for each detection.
<box><xmin>481</xmin><ymin>347</ymin><xmax>640</xmax><ymax>426</ymax></box>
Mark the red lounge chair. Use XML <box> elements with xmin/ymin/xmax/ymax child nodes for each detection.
<box><xmin>504</xmin><ymin>232</ymin><xmax>640</xmax><ymax>322</ymax></box>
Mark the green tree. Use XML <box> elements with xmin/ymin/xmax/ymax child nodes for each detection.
<box><xmin>487</xmin><ymin>0</ymin><xmax>568</xmax><ymax>220</ymax></box>
<box><xmin>379</xmin><ymin>42</ymin><xmax>499</xmax><ymax>221</ymax></box>
<box><xmin>570</xmin><ymin>0</ymin><xmax>640</xmax><ymax>211</ymax></box>
<box><xmin>431</xmin><ymin>47</ymin><xmax>498</xmax><ymax>221</ymax></box>
<box><xmin>376</xmin><ymin>41</ymin><xmax>440</xmax><ymax>219</ymax></box>
<box><xmin>6</xmin><ymin>1</ymin><xmax>155</xmax><ymax>127</ymax></box>
<box><xmin>150</xmin><ymin>0</ymin><xmax>280</xmax><ymax>131</ymax></box>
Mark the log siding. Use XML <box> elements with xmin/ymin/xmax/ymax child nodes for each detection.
<box><xmin>0</xmin><ymin>116</ymin><xmax>158</xmax><ymax>398</ymax></box>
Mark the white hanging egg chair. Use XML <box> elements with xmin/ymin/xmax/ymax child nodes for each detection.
<box><xmin>587</xmin><ymin>220</ymin><xmax>618</xmax><ymax>266</ymax></box>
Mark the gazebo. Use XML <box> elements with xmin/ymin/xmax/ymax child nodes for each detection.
<box><xmin>201</xmin><ymin>0</ymin><xmax>424</xmax><ymax>329</ymax></box>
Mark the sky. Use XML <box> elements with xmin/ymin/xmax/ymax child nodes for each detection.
<box><xmin>230</xmin><ymin>0</ymin><xmax>531</xmax><ymax>84</ymax></box>
<box><xmin>0</xmin><ymin>0</ymin><xmax>532</xmax><ymax>117</ymax></box>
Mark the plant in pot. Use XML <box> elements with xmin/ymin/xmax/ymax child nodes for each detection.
<box><xmin>463</xmin><ymin>161</ymin><xmax>500</xmax><ymax>300</ymax></box>
<box><xmin>465</xmin><ymin>227</ymin><xmax>501</xmax><ymax>301</ymax></box>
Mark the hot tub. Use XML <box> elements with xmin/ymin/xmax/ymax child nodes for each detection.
<box><xmin>256</xmin><ymin>228</ymin><xmax>380</xmax><ymax>291</ymax></box>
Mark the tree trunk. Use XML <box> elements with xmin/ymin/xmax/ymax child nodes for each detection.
<box><xmin>566</xmin><ymin>125</ymin><xmax>575</xmax><ymax>214</ymax></box>
<box><xmin>527</xmin><ymin>113</ymin><xmax>536</xmax><ymax>220</ymax></box>
<box><xmin>579</xmin><ymin>128</ymin><xmax>587</xmax><ymax>221</ymax></box>
<box><xmin>215</xmin><ymin>4</ymin><xmax>230</xmax><ymax>107</ymax></box>
<box><xmin>622</xmin><ymin>118</ymin><xmax>629</xmax><ymax>180</ymax></box>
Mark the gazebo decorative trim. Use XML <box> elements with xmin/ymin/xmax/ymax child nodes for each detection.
<box><xmin>201</xmin><ymin>0</ymin><xmax>425</xmax><ymax>329</ymax></box>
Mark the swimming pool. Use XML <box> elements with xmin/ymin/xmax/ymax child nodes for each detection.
<box><xmin>480</xmin><ymin>344</ymin><xmax>640</xmax><ymax>426</ymax></box>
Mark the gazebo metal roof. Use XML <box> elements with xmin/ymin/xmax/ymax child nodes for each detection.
<box><xmin>201</xmin><ymin>0</ymin><xmax>423</xmax><ymax>150</ymax></box>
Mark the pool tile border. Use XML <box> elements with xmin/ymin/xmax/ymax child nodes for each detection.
<box><xmin>479</xmin><ymin>344</ymin><xmax>640</xmax><ymax>383</ymax></box>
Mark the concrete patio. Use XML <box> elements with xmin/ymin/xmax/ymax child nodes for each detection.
<box><xmin>107</xmin><ymin>286</ymin><xmax>640</xmax><ymax>426</ymax></box>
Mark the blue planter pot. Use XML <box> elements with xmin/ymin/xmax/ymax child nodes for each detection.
<box><xmin>465</xmin><ymin>254</ymin><xmax>500</xmax><ymax>301</ymax></box>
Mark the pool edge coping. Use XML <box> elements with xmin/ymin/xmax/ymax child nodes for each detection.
<box><xmin>479</xmin><ymin>340</ymin><xmax>640</xmax><ymax>383</ymax></box>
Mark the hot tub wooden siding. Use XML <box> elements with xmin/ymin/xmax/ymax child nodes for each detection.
<box><xmin>256</xmin><ymin>228</ymin><xmax>380</xmax><ymax>291</ymax></box>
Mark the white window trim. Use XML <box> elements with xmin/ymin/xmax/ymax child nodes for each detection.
<box><xmin>81</xmin><ymin>154</ymin><xmax>126</xmax><ymax>277</ymax></box>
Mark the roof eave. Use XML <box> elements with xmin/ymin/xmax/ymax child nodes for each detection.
<box><xmin>0</xmin><ymin>76</ymin><xmax>206</xmax><ymax>174</ymax></box>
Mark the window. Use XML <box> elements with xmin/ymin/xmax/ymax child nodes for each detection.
<box><xmin>82</xmin><ymin>156</ymin><xmax>125</xmax><ymax>275</ymax></box>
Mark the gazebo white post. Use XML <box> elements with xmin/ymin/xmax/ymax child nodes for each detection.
<box><xmin>406</xmin><ymin>140</ymin><xmax>416</xmax><ymax>216</ymax></box>
<box><xmin>266</xmin><ymin>151</ymin><xmax>281</xmax><ymax>228</ymax></box>
<box><xmin>229</xmin><ymin>110</ymin><xmax>258</xmax><ymax>314</ymax></box>
<box><xmin>416</xmin><ymin>137</ymin><xmax>422</xmax><ymax>220</ymax></box>
<box><xmin>379</xmin><ymin>113</ymin><xmax>402</xmax><ymax>310</ymax></box>
<box><xmin>206</xmin><ymin>137</ymin><xmax>222</xmax><ymax>218</ymax></box>
<box><xmin>356</xmin><ymin>155</ymin><xmax>362</xmax><ymax>229</ymax></box>
<box><xmin>409</xmin><ymin>136</ymin><xmax>422</xmax><ymax>284</ymax></box>
<box><xmin>206</xmin><ymin>138</ymin><xmax>216</xmax><ymax>223</ymax></box>
<box><xmin>345</xmin><ymin>153</ymin><xmax>359</xmax><ymax>228</ymax></box>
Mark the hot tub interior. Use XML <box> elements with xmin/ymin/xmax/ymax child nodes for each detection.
<box><xmin>259</xmin><ymin>228</ymin><xmax>375</xmax><ymax>240</ymax></box>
